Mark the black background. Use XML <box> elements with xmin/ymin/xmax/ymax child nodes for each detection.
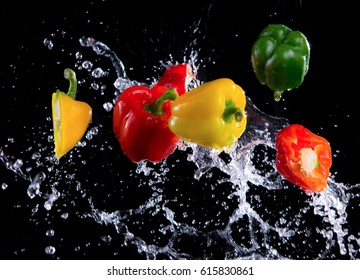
<box><xmin>0</xmin><ymin>0</ymin><xmax>359</xmax><ymax>260</ymax></box>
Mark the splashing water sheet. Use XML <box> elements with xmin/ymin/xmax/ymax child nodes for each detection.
<box><xmin>0</xmin><ymin>0</ymin><xmax>359</xmax><ymax>279</ymax></box>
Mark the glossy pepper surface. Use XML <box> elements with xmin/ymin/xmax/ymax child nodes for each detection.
<box><xmin>52</xmin><ymin>69</ymin><xmax>92</xmax><ymax>159</ymax></box>
<box><xmin>113</xmin><ymin>64</ymin><xmax>190</xmax><ymax>163</ymax></box>
<box><xmin>275</xmin><ymin>124</ymin><xmax>332</xmax><ymax>193</ymax></box>
<box><xmin>251</xmin><ymin>24</ymin><xmax>310</xmax><ymax>101</ymax></box>
<box><xmin>155</xmin><ymin>63</ymin><xmax>191</xmax><ymax>95</ymax></box>
<box><xmin>169</xmin><ymin>78</ymin><xmax>247</xmax><ymax>151</ymax></box>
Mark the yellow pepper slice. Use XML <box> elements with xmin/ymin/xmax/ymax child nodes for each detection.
<box><xmin>169</xmin><ymin>78</ymin><xmax>247</xmax><ymax>151</ymax></box>
<box><xmin>52</xmin><ymin>69</ymin><xmax>92</xmax><ymax>159</ymax></box>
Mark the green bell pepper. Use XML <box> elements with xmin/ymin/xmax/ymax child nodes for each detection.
<box><xmin>251</xmin><ymin>24</ymin><xmax>310</xmax><ymax>101</ymax></box>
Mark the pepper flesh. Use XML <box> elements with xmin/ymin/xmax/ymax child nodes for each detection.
<box><xmin>52</xmin><ymin>69</ymin><xmax>92</xmax><ymax>159</ymax></box>
<box><xmin>275</xmin><ymin>124</ymin><xmax>332</xmax><ymax>193</ymax></box>
<box><xmin>251</xmin><ymin>24</ymin><xmax>310</xmax><ymax>101</ymax></box>
<box><xmin>169</xmin><ymin>78</ymin><xmax>247</xmax><ymax>151</ymax></box>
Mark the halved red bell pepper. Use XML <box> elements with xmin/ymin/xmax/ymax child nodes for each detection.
<box><xmin>275</xmin><ymin>124</ymin><xmax>332</xmax><ymax>193</ymax></box>
<box><xmin>113</xmin><ymin>64</ymin><xmax>190</xmax><ymax>163</ymax></box>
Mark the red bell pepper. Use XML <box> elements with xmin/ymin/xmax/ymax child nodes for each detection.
<box><xmin>154</xmin><ymin>63</ymin><xmax>190</xmax><ymax>95</ymax></box>
<box><xmin>275</xmin><ymin>124</ymin><xmax>332</xmax><ymax>193</ymax></box>
<box><xmin>113</xmin><ymin>64</ymin><xmax>190</xmax><ymax>163</ymax></box>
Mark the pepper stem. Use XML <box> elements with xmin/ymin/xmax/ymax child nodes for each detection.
<box><xmin>145</xmin><ymin>88</ymin><xmax>179</xmax><ymax>116</ymax></box>
<box><xmin>64</xmin><ymin>68</ymin><xmax>77</xmax><ymax>99</ymax></box>
<box><xmin>274</xmin><ymin>91</ymin><xmax>283</xmax><ymax>102</ymax></box>
<box><xmin>222</xmin><ymin>99</ymin><xmax>243</xmax><ymax>123</ymax></box>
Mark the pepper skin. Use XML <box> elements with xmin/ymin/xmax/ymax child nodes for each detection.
<box><xmin>251</xmin><ymin>24</ymin><xmax>310</xmax><ymax>101</ymax></box>
<box><xmin>112</xmin><ymin>64</ymin><xmax>190</xmax><ymax>163</ymax></box>
<box><xmin>113</xmin><ymin>86</ymin><xmax>179</xmax><ymax>163</ymax></box>
<box><xmin>52</xmin><ymin>69</ymin><xmax>92</xmax><ymax>159</ymax></box>
<box><xmin>169</xmin><ymin>78</ymin><xmax>247</xmax><ymax>151</ymax></box>
<box><xmin>275</xmin><ymin>124</ymin><xmax>332</xmax><ymax>193</ymax></box>
<box><xmin>155</xmin><ymin>63</ymin><xmax>191</xmax><ymax>95</ymax></box>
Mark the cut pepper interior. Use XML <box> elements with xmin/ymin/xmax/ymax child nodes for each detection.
<box><xmin>299</xmin><ymin>147</ymin><xmax>319</xmax><ymax>174</ymax></box>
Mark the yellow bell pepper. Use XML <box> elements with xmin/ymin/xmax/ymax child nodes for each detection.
<box><xmin>169</xmin><ymin>78</ymin><xmax>247</xmax><ymax>151</ymax></box>
<box><xmin>52</xmin><ymin>69</ymin><xmax>92</xmax><ymax>159</ymax></box>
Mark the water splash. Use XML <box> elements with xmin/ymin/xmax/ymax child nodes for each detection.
<box><xmin>1</xmin><ymin>36</ymin><xmax>359</xmax><ymax>260</ymax></box>
<box><xmin>0</xmin><ymin>147</ymin><xmax>32</xmax><ymax>181</ymax></box>
<box><xmin>75</xmin><ymin>37</ymin><xmax>359</xmax><ymax>259</ymax></box>
<box><xmin>79</xmin><ymin>36</ymin><xmax>127</xmax><ymax>80</ymax></box>
<box><xmin>1</xmin><ymin>147</ymin><xmax>60</xmax><ymax>212</ymax></box>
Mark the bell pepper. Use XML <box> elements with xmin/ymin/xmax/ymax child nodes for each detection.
<box><xmin>275</xmin><ymin>124</ymin><xmax>332</xmax><ymax>193</ymax></box>
<box><xmin>251</xmin><ymin>24</ymin><xmax>310</xmax><ymax>101</ymax></box>
<box><xmin>113</xmin><ymin>64</ymin><xmax>190</xmax><ymax>163</ymax></box>
<box><xmin>168</xmin><ymin>78</ymin><xmax>247</xmax><ymax>151</ymax></box>
<box><xmin>154</xmin><ymin>63</ymin><xmax>191</xmax><ymax>95</ymax></box>
<box><xmin>52</xmin><ymin>68</ymin><xmax>92</xmax><ymax>159</ymax></box>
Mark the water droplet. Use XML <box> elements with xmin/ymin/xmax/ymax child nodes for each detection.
<box><xmin>101</xmin><ymin>235</ymin><xmax>112</xmax><ymax>243</ymax></box>
<box><xmin>45</xmin><ymin>246</ymin><xmax>56</xmax><ymax>255</ymax></box>
<box><xmin>75</xmin><ymin>52</ymin><xmax>82</xmax><ymax>59</ymax></box>
<box><xmin>31</xmin><ymin>152</ymin><xmax>41</xmax><ymax>160</ymax></box>
<box><xmin>113</xmin><ymin>77</ymin><xmax>136</xmax><ymax>92</ymax></box>
<box><xmin>27</xmin><ymin>182</ymin><xmax>41</xmax><ymax>199</ymax></box>
<box><xmin>32</xmin><ymin>204</ymin><xmax>39</xmax><ymax>214</ymax></box>
<box><xmin>79</xmin><ymin>36</ymin><xmax>94</xmax><ymax>47</ymax></box>
<box><xmin>61</xmin><ymin>213</ymin><xmax>69</xmax><ymax>219</ymax></box>
<box><xmin>13</xmin><ymin>159</ymin><xmax>23</xmax><ymax>170</ymax></box>
<box><xmin>82</xmin><ymin>60</ymin><xmax>93</xmax><ymax>70</ymax></box>
<box><xmin>44</xmin><ymin>187</ymin><xmax>60</xmax><ymax>211</ymax></box>
<box><xmin>92</xmin><ymin>67</ymin><xmax>107</xmax><ymax>78</ymax></box>
<box><xmin>46</xmin><ymin>229</ymin><xmax>55</xmax><ymax>237</ymax></box>
<box><xmin>103</xmin><ymin>102</ymin><xmax>113</xmax><ymax>112</ymax></box>
<box><xmin>86</xmin><ymin>127</ymin><xmax>99</xmax><ymax>140</ymax></box>
<box><xmin>91</xmin><ymin>82</ymin><xmax>99</xmax><ymax>90</ymax></box>
<box><xmin>136</xmin><ymin>161</ymin><xmax>153</xmax><ymax>176</ymax></box>
<box><xmin>43</xmin><ymin>38</ymin><xmax>53</xmax><ymax>50</ymax></box>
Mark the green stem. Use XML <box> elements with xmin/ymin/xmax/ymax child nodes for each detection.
<box><xmin>222</xmin><ymin>99</ymin><xmax>243</xmax><ymax>123</ymax></box>
<box><xmin>274</xmin><ymin>91</ymin><xmax>283</xmax><ymax>102</ymax></box>
<box><xmin>145</xmin><ymin>88</ymin><xmax>179</xmax><ymax>116</ymax></box>
<box><xmin>64</xmin><ymin>68</ymin><xmax>77</xmax><ymax>99</ymax></box>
